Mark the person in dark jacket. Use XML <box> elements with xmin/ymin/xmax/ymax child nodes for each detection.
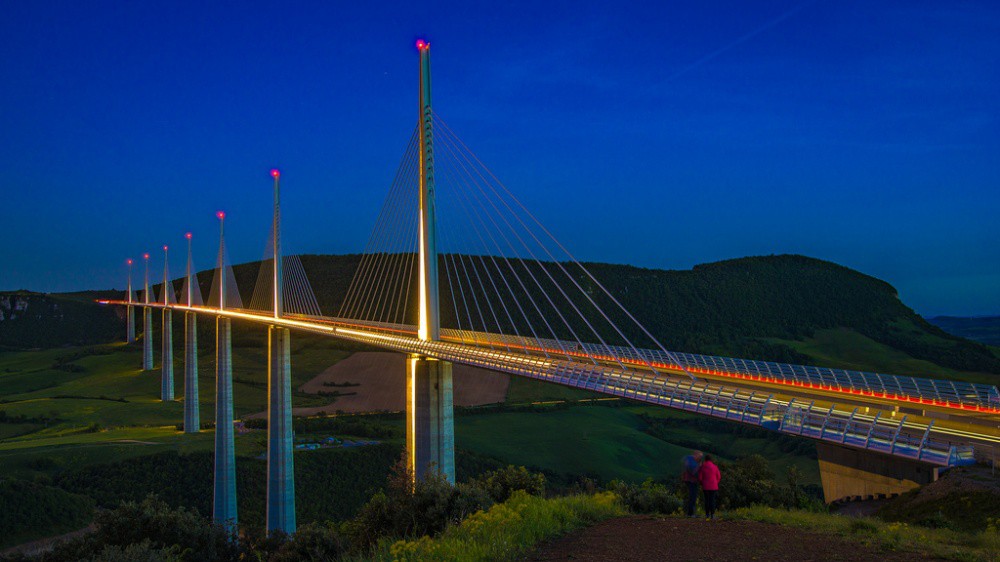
<box><xmin>680</xmin><ymin>450</ymin><xmax>703</xmax><ymax>516</ymax></box>
<box><xmin>698</xmin><ymin>454</ymin><xmax>721</xmax><ymax>520</ymax></box>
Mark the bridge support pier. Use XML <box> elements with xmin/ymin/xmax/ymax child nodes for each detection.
<box><xmin>143</xmin><ymin>307</ymin><xmax>154</xmax><ymax>370</ymax></box>
<box><xmin>406</xmin><ymin>355</ymin><xmax>455</xmax><ymax>483</ymax></box>
<box><xmin>213</xmin><ymin>317</ymin><xmax>237</xmax><ymax>532</ymax></box>
<box><xmin>183</xmin><ymin>312</ymin><xmax>199</xmax><ymax>432</ymax></box>
<box><xmin>266</xmin><ymin>326</ymin><xmax>295</xmax><ymax>535</ymax></box>
<box><xmin>126</xmin><ymin>305</ymin><xmax>135</xmax><ymax>344</ymax></box>
<box><xmin>817</xmin><ymin>442</ymin><xmax>939</xmax><ymax>503</ymax></box>
<box><xmin>161</xmin><ymin>310</ymin><xmax>174</xmax><ymax>401</ymax></box>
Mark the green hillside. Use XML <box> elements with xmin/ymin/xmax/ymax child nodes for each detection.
<box><xmin>8</xmin><ymin>254</ymin><xmax>997</xmax><ymax>383</ymax></box>
<box><xmin>0</xmin><ymin>291</ymin><xmax>123</xmax><ymax>350</ymax></box>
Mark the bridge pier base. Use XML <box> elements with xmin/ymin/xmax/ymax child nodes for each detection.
<box><xmin>406</xmin><ymin>355</ymin><xmax>455</xmax><ymax>484</ymax></box>
<box><xmin>161</xmin><ymin>310</ymin><xmax>174</xmax><ymax>401</ymax></box>
<box><xmin>126</xmin><ymin>305</ymin><xmax>135</xmax><ymax>344</ymax></box>
<box><xmin>266</xmin><ymin>326</ymin><xmax>295</xmax><ymax>535</ymax></box>
<box><xmin>817</xmin><ymin>442</ymin><xmax>939</xmax><ymax>503</ymax></box>
<box><xmin>213</xmin><ymin>317</ymin><xmax>237</xmax><ymax>533</ymax></box>
<box><xmin>143</xmin><ymin>307</ymin><xmax>154</xmax><ymax>370</ymax></box>
<box><xmin>183</xmin><ymin>312</ymin><xmax>199</xmax><ymax>433</ymax></box>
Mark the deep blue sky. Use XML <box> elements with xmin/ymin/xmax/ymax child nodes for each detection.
<box><xmin>2</xmin><ymin>1</ymin><xmax>997</xmax><ymax>316</ymax></box>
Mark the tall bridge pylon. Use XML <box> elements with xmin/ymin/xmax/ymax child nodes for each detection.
<box><xmin>266</xmin><ymin>169</ymin><xmax>296</xmax><ymax>536</ymax></box>
<box><xmin>142</xmin><ymin>253</ymin><xmax>153</xmax><ymax>370</ymax></box>
<box><xmin>126</xmin><ymin>259</ymin><xmax>135</xmax><ymax>343</ymax></box>
<box><xmin>161</xmin><ymin>245</ymin><xmax>174</xmax><ymax>402</ymax></box>
<box><xmin>212</xmin><ymin>211</ymin><xmax>238</xmax><ymax>533</ymax></box>
<box><xmin>183</xmin><ymin>233</ymin><xmax>200</xmax><ymax>433</ymax></box>
<box><xmin>409</xmin><ymin>39</ymin><xmax>456</xmax><ymax>484</ymax></box>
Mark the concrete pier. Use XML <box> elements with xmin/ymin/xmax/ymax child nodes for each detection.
<box><xmin>817</xmin><ymin>442</ymin><xmax>939</xmax><ymax>503</ymax></box>
<box><xmin>143</xmin><ymin>308</ymin><xmax>154</xmax><ymax>370</ymax></box>
<box><xmin>127</xmin><ymin>305</ymin><xmax>135</xmax><ymax>343</ymax></box>
<box><xmin>183</xmin><ymin>311</ymin><xmax>199</xmax><ymax>432</ymax></box>
<box><xmin>161</xmin><ymin>309</ymin><xmax>174</xmax><ymax>401</ymax></box>
<box><xmin>266</xmin><ymin>326</ymin><xmax>295</xmax><ymax>535</ymax></box>
<box><xmin>406</xmin><ymin>355</ymin><xmax>455</xmax><ymax>483</ymax></box>
<box><xmin>213</xmin><ymin>317</ymin><xmax>237</xmax><ymax>532</ymax></box>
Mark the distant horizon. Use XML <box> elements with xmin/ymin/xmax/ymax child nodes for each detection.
<box><xmin>5</xmin><ymin>251</ymin><xmax>997</xmax><ymax>319</ymax></box>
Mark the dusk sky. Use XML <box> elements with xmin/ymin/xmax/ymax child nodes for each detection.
<box><xmin>1</xmin><ymin>1</ymin><xmax>997</xmax><ymax>316</ymax></box>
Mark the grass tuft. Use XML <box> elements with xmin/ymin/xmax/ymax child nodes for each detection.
<box><xmin>364</xmin><ymin>491</ymin><xmax>624</xmax><ymax>562</ymax></box>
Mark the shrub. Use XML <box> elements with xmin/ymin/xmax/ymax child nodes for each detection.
<box><xmin>350</xmin><ymin>455</ymin><xmax>493</xmax><ymax>547</ymax></box>
<box><xmin>271</xmin><ymin>522</ymin><xmax>351</xmax><ymax>562</ymax></box>
<box><xmin>84</xmin><ymin>540</ymin><xmax>182</xmax><ymax>562</ymax></box>
<box><xmin>608</xmin><ymin>479</ymin><xmax>682</xmax><ymax>514</ymax></box>
<box><xmin>469</xmin><ymin>465</ymin><xmax>545</xmax><ymax>503</ymax></box>
<box><xmin>718</xmin><ymin>454</ymin><xmax>810</xmax><ymax>510</ymax></box>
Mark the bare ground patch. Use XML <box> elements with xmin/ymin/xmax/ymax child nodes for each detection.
<box><xmin>248</xmin><ymin>352</ymin><xmax>510</xmax><ymax>418</ymax></box>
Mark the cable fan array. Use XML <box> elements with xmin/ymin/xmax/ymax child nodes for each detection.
<box><xmin>247</xmin><ymin>222</ymin><xmax>323</xmax><ymax>318</ymax></box>
<box><xmin>338</xmin><ymin>114</ymin><xmax>692</xmax><ymax>377</ymax></box>
<box><xmin>207</xmin><ymin>230</ymin><xmax>244</xmax><ymax>310</ymax></box>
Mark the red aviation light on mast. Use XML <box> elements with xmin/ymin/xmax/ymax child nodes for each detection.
<box><xmin>185</xmin><ymin>232</ymin><xmax>192</xmax><ymax>240</ymax></box>
<box><xmin>143</xmin><ymin>253</ymin><xmax>150</xmax><ymax>260</ymax></box>
<box><xmin>216</xmin><ymin>211</ymin><xmax>225</xmax><ymax>220</ymax></box>
<box><xmin>163</xmin><ymin>245</ymin><xmax>169</xmax><ymax>252</ymax></box>
<box><xmin>270</xmin><ymin>169</ymin><xmax>280</xmax><ymax>179</ymax></box>
<box><xmin>127</xmin><ymin>258</ymin><xmax>133</xmax><ymax>265</ymax></box>
<box><xmin>416</xmin><ymin>39</ymin><xmax>429</xmax><ymax>51</ymax></box>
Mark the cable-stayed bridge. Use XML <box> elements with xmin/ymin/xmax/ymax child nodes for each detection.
<box><xmin>101</xmin><ymin>41</ymin><xmax>999</xmax><ymax>536</ymax></box>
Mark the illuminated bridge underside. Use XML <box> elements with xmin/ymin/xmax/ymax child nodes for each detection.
<box><xmin>114</xmin><ymin>302</ymin><xmax>983</xmax><ymax>468</ymax></box>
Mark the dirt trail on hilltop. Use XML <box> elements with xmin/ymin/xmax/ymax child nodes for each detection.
<box><xmin>526</xmin><ymin>515</ymin><xmax>946</xmax><ymax>562</ymax></box>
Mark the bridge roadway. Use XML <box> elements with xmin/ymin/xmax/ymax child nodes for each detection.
<box><xmin>108</xmin><ymin>301</ymin><xmax>1000</xmax><ymax>467</ymax></box>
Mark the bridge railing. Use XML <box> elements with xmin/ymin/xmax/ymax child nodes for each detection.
<box><xmin>118</xmin><ymin>307</ymin><xmax>980</xmax><ymax>467</ymax></box>
<box><xmin>775</xmin><ymin>402</ymin><xmax>973</xmax><ymax>465</ymax></box>
<box><xmin>327</xmin><ymin>324</ymin><xmax>977</xmax><ymax>468</ymax></box>
<box><xmin>434</xmin><ymin>328</ymin><xmax>999</xmax><ymax>411</ymax></box>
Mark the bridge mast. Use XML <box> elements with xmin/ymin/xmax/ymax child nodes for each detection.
<box><xmin>142</xmin><ymin>253</ymin><xmax>153</xmax><ymax>370</ymax></box>
<box><xmin>409</xmin><ymin>39</ymin><xmax>455</xmax><ymax>484</ymax></box>
<box><xmin>417</xmin><ymin>39</ymin><xmax>439</xmax><ymax>342</ymax></box>
<box><xmin>272</xmin><ymin>169</ymin><xmax>282</xmax><ymax>319</ymax></box>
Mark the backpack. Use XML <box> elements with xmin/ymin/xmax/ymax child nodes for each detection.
<box><xmin>682</xmin><ymin>455</ymin><xmax>699</xmax><ymax>482</ymax></box>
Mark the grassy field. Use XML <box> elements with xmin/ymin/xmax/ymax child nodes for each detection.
<box><xmin>456</xmin><ymin>406</ymin><xmax>689</xmax><ymax>483</ymax></box>
<box><xmin>454</xmin><ymin>402</ymin><xmax>821</xmax><ymax>486</ymax></box>
<box><xmin>0</xmin><ymin>330</ymin><xmax>349</xmax><ymax>483</ymax></box>
<box><xmin>504</xmin><ymin>376</ymin><xmax>597</xmax><ymax>404</ymax></box>
<box><xmin>0</xmin><ymin>340</ymin><xmax>824</xmax><ymax>485</ymax></box>
<box><xmin>0</xmin><ymin>333</ymin><xmax>347</xmax><ymax>421</ymax></box>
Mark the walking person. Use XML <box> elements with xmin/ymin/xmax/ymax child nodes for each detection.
<box><xmin>698</xmin><ymin>454</ymin><xmax>721</xmax><ymax>520</ymax></box>
<box><xmin>680</xmin><ymin>450</ymin><xmax>703</xmax><ymax>517</ymax></box>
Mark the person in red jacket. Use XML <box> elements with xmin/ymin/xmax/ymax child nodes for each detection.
<box><xmin>697</xmin><ymin>454</ymin><xmax>721</xmax><ymax>519</ymax></box>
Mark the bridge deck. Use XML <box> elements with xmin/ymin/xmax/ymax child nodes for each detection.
<box><xmin>105</xmin><ymin>301</ymin><xmax>994</xmax><ymax>467</ymax></box>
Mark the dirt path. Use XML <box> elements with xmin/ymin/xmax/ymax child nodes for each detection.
<box><xmin>526</xmin><ymin>516</ymin><xmax>945</xmax><ymax>562</ymax></box>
